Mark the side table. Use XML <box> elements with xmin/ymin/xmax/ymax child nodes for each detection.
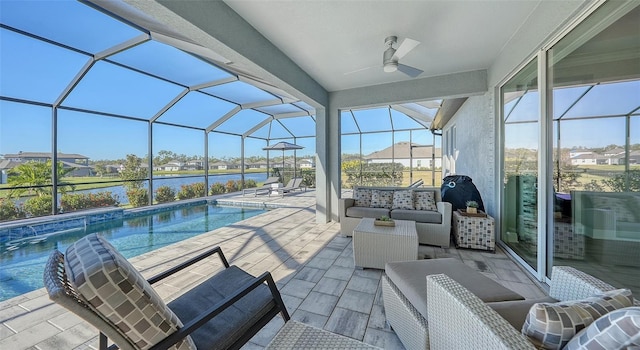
<box><xmin>452</xmin><ymin>210</ymin><xmax>495</xmax><ymax>252</ymax></box>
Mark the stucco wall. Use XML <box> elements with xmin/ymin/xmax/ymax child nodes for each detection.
<box><xmin>445</xmin><ymin>92</ymin><xmax>496</xmax><ymax>216</ymax></box>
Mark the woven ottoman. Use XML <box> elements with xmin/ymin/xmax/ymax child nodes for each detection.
<box><xmin>382</xmin><ymin>258</ymin><xmax>524</xmax><ymax>350</ymax></box>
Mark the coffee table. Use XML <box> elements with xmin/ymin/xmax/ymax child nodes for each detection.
<box><xmin>353</xmin><ymin>217</ymin><xmax>418</xmax><ymax>269</ymax></box>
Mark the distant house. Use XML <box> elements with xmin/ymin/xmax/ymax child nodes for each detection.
<box><xmin>155</xmin><ymin>161</ymin><xmax>185</xmax><ymax>171</ymax></box>
<box><xmin>246</xmin><ymin>161</ymin><xmax>268</xmax><ymax>169</ymax></box>
<box><xmin>186</xmin><ymin>160</ymin><xmax>203</xmax><ymax>170</ymax></box>
<box><xmin>300</xmin><ymin>159</ymin><xmax>315</xmax><ymax>169</ymax></box>
<box><xmin>209</xmin><ymin>161</ymin><xmax>240</xmax><ymax>170</ymax></box>
<box><xmin>363</xmin><ymin>142</ymin><xmax>442</xmax><ymax>168</ymax></box>
<box><xmin>1</xmin><ymin>152</ymin><xmax>92</xmax><ymax>176</ymax></box>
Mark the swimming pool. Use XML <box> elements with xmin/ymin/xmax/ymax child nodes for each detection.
<box><xmin>0</xmin><ymin>204</ymin><xmax>266</xmax><ymax>302</ymax></box>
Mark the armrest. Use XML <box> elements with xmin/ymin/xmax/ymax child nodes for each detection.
<box><xmin>437</xmin><ymin>201</ymin><xmax>452</xmax><ymax>226</ymax></box>
<box><xmin>549</xmin><ymin>266</ymin><xmax>616</xmax><ymax>301</ymax></box>
<box><xmin>339</xmin><ymin>198</ymin><xmax>355</xmax><ymax>220</ymax></box>
<box><xmin>150</xmin><ymin>271</ymin><xmax>289</xmax><ymax>350</ymax></box>
<box><xmin>426</xmin><ymin>274</ymin><xmax>535</xmax><ymax>350</ymax></box>
<box><xmin>147</xmin><ymin>246</ymin><xmax>229</xmax><ymax>284</ymax></box>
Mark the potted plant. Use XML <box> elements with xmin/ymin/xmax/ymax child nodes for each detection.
<box><xmin>374</xmin><ymin>215</ymin><xmax>395</xmax><ymax>226</ymax></box>
<box><xmin>466</xmin><ymin>200</ymin><xmax>479</xmax><ymax>214</ymax></box>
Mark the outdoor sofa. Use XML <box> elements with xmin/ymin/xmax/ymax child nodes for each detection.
<box><xmin>339</xmin><ymin>186</ymin><xmax>452</xmax><ymax>247</ymax></box>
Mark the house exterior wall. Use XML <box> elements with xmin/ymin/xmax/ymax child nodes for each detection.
<box><xmin>445</xmin><ymin>93</ymin><xmax>496</xmax><ymax>216</ymax></box>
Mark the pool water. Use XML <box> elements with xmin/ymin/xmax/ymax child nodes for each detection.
<box><xmin>0</xmin><ymin>204</ymin><xmax>266</xmax><ymax>302</ymax></box>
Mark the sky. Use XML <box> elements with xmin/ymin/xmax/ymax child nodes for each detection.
<box><xmin>1</xmin><ymin>1</ymin><xmax>639</xmax><ymax>162</ymax></box>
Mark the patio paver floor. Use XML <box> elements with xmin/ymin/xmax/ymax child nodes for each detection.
<box><xmin>0</xmin><ymin>189</ymin><xmax>546</xmax><ymax>349</ymax></box>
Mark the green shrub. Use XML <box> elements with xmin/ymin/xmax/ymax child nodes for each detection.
<box><xmin>209</xmin><ymin>182</ymin><xmax>226</xmax><ymax>195</ymax></box>
<box><xmin>177</xmin><ymin>183</ymin><xmax>205</xmax><ymax>200</ymax></box>
<box><xmin>301</xmin><ymin>170</ymin><xmax>316</xmax><ymax>188</ymax></box>
<box><xmin>225</xmin><ymin>180</ymin><xmax>239</xmax><ymax>193</ymax></box>
<box><xmin>0</xmin><ymin>198</ymin><xmax>25</xmax><ymax>221</ymax></box>
<box><xmin>23</xmin><ymin>195</ymin><xmax>53</xmax><ymax>217</ymax></box>
<box><xmin>244</xmin><ymin>179</ymin><xmax>257</xmax><ymax>188</ymax></box>
<box><xmin>155</xmin><ymin>186</ymin><xmax>176</xmax><ymax>203</ymax></box>
<box><xmin>126</xmin><ymin>188</ymin><xmax>149</xmax><ymax>207</ymax></box>
<box><xmin>61</xmin><ymin>192</ymin><xmax>119</xmax><ymax>212</ymax></box>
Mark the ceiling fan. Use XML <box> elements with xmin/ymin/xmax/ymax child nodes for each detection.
<box><xmin>382</xmin><ymin>36</ymin><xmax>423</xmax><ymax>77</ymax></box>
<box><xmin>345</xmin><ymin>36</ymin><xmax>423</xmax><ymax>78</ymax></box>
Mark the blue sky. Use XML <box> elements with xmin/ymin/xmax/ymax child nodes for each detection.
<box><xmin>1</xmin><ymin>1</ymin><xmax>639</xmax><ymax>162</ymax></box>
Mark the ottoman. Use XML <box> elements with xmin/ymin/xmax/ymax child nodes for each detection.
<box><xmin>381</xmin><ymin>258</ymin><xmax>524</xmax><ymax>350</ymax></box>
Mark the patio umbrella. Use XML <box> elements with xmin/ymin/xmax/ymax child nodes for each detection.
<box><xmin>263</xmin><ymin>141</ymin><xmax>305</xmax><ymax>180</ymax></box>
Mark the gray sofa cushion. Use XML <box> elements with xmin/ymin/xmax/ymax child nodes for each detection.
<box><xmin>346</xmin><ymin>206</ymin><xmax>390</xmax><ymax>219</ymax></box>
<box><xmin>390</xmin><ymin>209</ymin><xmax>441</xmax><ymax>224</ymax></box>
<box><xmin>385</xmin><ymin>258</ymin><xmax>524</xmax><ymax>320</ymax></box>
<box><xmin>168</xmin><ymin>265</ymin><xmax>275</xmax><ymax>350</ymax></box>
<box><xmin>487</xmin><ymin>297</ymin><xmax>557</xmax><ymax>331</ymax></box>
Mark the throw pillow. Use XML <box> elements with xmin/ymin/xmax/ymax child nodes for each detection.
<box><xmin>65</xmin><ymin>233</ymin><xmax>196</xmax><ymax>350</ymax></box>
<box><xmin>521</xmin><ymin>288</ymin><xmax>634</xmax><ymax>350</ymax></box>
<box><xmin>590</xmin><ymin>196</ymin><xmax>636</xmax><ymax>222</ymax></box>
<box><xmin>392</xmin><ymin>190</ymin><xmax>414</xmax><ymax>210</ymax></box>
<box><xmin>370</xmin><ymin>189</ymin><xmax>393</xmax><ymax>209</ymax></box>
<box><xmin>414</xmin><ymin>191</ymin><xmax>437</xmax><ymax>211</ymax></box>
<box><xmin>353</xmin><ymin>188</ymin><xmax>372</xmax><ymax>207</ymax></box>
<box><xmin>564</xmin><ymin>307</ymin><xmax>640</xmax><ymax>350</ymax></box>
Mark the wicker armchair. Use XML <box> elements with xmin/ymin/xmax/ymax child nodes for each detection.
<box><xmin>44</xmin><ymin>233</ymin><xmax>289</xmax><ymax>350</ymax></box>
<box><xmin>426</xmin><ymin>266</ymin><xmax>639</xmax><ymax>350</ymax></box>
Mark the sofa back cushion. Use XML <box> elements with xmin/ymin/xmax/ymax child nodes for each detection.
<box><xmin>65</xmin><ymin>233</ymin><xmax>195</xmax><ymax>350</ymax></box>
<box><xmin>392</xmin><ymin>190</ymin><xmax>414</xmax><ymax>210</ymax></box>
<box><xmin>521</xmin><ymin>288</ymin><xmax>634</xmax><ymax>350</ymax></box>
<box><xmin>353</xmin><ymin>188</ymin><xmax>372</xmax><ymax>207</ymax></box>
<box><xmin>370</xmin><ymin>189</ymin><xmax>394</xmax><ymax>209</ymax></box>
<box><xmin>414</xmin><ymin>191</ymin><xmax>437</xmax><ymax>211</ymax></box>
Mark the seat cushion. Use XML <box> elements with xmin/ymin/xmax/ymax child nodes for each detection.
<box><xmin>346</xmin><ymin>206</ymin><xmax>390</xmax><ymax>219</ymax></box>
<box><xmin>521</xmin><ymin>288</ymin><xmax>634</xmax><ymax>350</ymax></box>
<box><xmin>65</xmin><ymin>233</ymin><xmax>195</xmax><ymax>350</ymax></box>
<box><xmin>168</xmin><ymin>265</ymin><xmax>276</xmax><ymax>350</ymax></box>
<box><xmin>385</xmin><ymin>258</ymin><xmax>523</xmax><ymax>320</ymax></box>
<box><xmin>488</xmin><ymin>297</ymin><xmax>557</xmax><ymax>331</ymax></box>
<box><xmin>390</xmin><ymin>209</ymin><xmax>441</xmax><ymax>224</ymax></box>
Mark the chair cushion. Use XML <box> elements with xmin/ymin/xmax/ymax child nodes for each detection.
<box><xmin>488</xmin><ymin>297</ymin><xmax>557</xmax><ymax>331</ymax></box>
<box><xmin>65</xmin><ymin>233</ymin><xmax>195</xmax><ymax>350</ymax></box>
<box><xmin>385</xmin><ymin>258</ymin><xmax>523</xmax><ymax>320</ymax></box>
<box><xmin>346</xmin><ymin>206</ymin><xmax>390</xmax><ymax>219</ymax></box>
<box><xmin>564</xmin><ymin>306</ymin><xmax>640</xmax><ymax>350</ymax></box>
<box><xmin>168</xmin><ymin>265</ymin><xmax>276</xmax><ymax>350</ymax></box>
<box><xmin>392</xmin><ymin>190</ymin><xmax>414</xmax><ymax>210</ymax></box>
<box><xmin>414</xmin><ymin>191</ymin><xmax>437</xmax><ymax>211</ymax></box>
<box><xmin>353</xmin><ymin>188</ymin><xmax>372</xmax><ymax>207</ymax></box>
<box><xmin>521</xmin><ymin>288</ymin><xmax>634</xmax><ymax>350</ymax></box>
<box><xmin>370</xmin><ymin>190</ymin><xmax>393</xmax><ymax>209</ymax></box>
<box><xmin>390</xmin><ymin>209</ymin><xmax>441</xmax><ymax>224</ymax></box>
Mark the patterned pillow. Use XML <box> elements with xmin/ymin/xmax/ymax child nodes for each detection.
<box><xmin>564</xmin><ymin>307</ymin><xmax>640</xmax><ymax>350</ymax></box>
<box><xmin>414</xmin><ymin>191</ymin><xmax>437</xmax><ymax>211</ymax></box>
<box><xmin>65</xmin><ymin>233</ymin><xmax>196</xmax><ymax>350</ymax></box>
<box><xmin>521</xmin><ymin>289</ymin><xmax>634</xmax><ymax>350</ymax></box>
<box><xmin>370</xmin><ymin>190</ymin><xmax>393</xmax><ymax>209</ymax></box>
<box><xmin>353</xmin><ymin>188</ymin><xmax>372</xmax><ymax>207</ymax></box>
<box><xmin>392</xmin><ymin>190</ymin><xmax>414</xmax><ymax>210</ymax></box>
<box><xmin>590</xmin><ymin>196</ymin><xmax>636</xmax><ymax>222</ymax></box>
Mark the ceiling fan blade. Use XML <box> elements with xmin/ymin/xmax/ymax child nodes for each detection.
<box><xmin>343</xmin><ymin>66</ymin><xmax>376</xmax><ymax>76</ymax></box>
<box><xmin>392</xmin><ymin>38</ymin><xmax>420</xmax><ymax>60</ymax></box>
<box><xmin>397</xmin><ymin>63</ymin><xmax>423</xmax><ymax>78</ymax></box>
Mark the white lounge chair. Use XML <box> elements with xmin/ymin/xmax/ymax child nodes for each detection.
<box><xmin>242</xmin><ymin>176</ymin><xmax>280</xmax><ymax>196</ymax></box>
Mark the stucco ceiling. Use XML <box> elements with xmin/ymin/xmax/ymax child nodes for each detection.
<box><xmin>224</xmin><ymin>0</ymin><xmax>543</xmax><ymax>92</ymax></box>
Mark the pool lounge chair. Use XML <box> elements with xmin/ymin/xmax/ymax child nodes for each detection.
<box><xmin>44</xmin><ymin>233</ymin><xmax>290</xmax><ymax>350</ymax></box>
<box><xmin>271</xmin><ymin>178</ymin><xmax>303</xmax><ymax>197</ymax></box>
<box><xmin>242</xmin><ymin>176</ymin><xmax>280</xmax><ymax>196</ymax></box>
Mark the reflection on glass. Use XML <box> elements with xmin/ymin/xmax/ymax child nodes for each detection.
<box><xmin>502</xmin><ymin>58</ymin><xmax>539</xmax><ymax>270</ymax></box>
<box><xmin>548</xmin><ymin>3</ymin><xmax>640</xmax><ymax>293</ymax></box>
